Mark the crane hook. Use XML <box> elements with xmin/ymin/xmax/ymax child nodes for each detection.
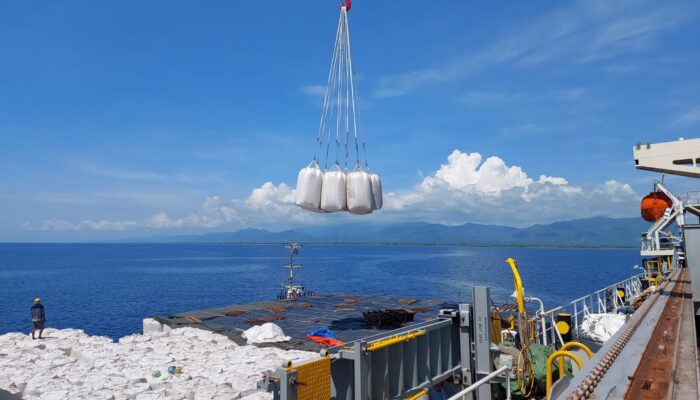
<box><xmin>341</xmin><ymin>0</ymin><xmax>351</xmax><ymax>12</ymax></box>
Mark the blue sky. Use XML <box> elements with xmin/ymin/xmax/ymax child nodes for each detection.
<box><xmin>1</xmin><ymin>0</ymin><xmax>699</xmax><ymax>241</ymax></box>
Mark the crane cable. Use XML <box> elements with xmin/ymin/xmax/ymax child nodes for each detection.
<box><xmin>315</xmin><ymin>2</ymin><xmax>362</xmax><ymax>171</ymax></box>
<box><xmin>315</xmin><ymin>9</ymin><xmax>344</xmax><ymax>165</ymax></box>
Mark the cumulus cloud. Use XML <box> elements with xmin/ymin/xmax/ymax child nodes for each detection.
<box><xmin>383</xmin><ymin>150</ymin><xmax>637</xmax><ymax>226</ymax></box>
<box><xmin>537</xmin><ymin>175</ymin><xmax>569</xmax><ymax>185</ymax></box>
<box><xmin>245</xmin><ymin>182</ymin><xmax>294</xmax><ymax>211</ymax></box>
<box><xmin>419</xmin><ymin>151</ymin><xmax>532</xmax><ymax>195</ymax></box>
<box><xmin>25</xmin><ymin>150</ymin><xmax>640</xmax><ymax>232</ymax></box>
<box><xmin>593</xmin><ymin>180</ymin><xmax>638</xmax><ymax>203</ymax></box>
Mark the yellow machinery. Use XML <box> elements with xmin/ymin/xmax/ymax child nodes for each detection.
<box><xmin>505</xmin><ymin>258</ymin><xmax>530</xmax><ymax>346</ymax></box>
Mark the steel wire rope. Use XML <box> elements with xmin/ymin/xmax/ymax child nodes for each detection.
<box><xmin>343</xmin><ymin>7</ymin><xmax>361</xmax><ymax>167</ymax></box>
<box><xmin>323</xmin><ymin>62</ymin><xmax>340</xmax><ymax>169</ymax></box>
<box><xmin>323</xmin><ymin>12</ymin><xmax>344</xmax><ymax>170</ymax></box>
<box><xmin>333</xmin><ymin>9</ymin><xmax>345</xmax><ymax>167</ymax></box>
<box><xmin>343</xmin><ymin>9</ymin><xmax>351</xmax><ymax>169</ymax></box>
<box><xmin>347</xmin><ymin>32</ymin><xmax>368</xmax><ymax>168</ymax></box>
<box><xmin>348</xmin><ymin>55</ymin><xmax>368</xmax><ymax>168</ymax></box>
<box><xmin>315</xmin><ymin>10</ymin><xmax>344</xmax><ymax>164</ymax></box>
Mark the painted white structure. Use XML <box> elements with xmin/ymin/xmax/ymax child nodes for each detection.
<box><xmin>634</xmin><ymin>138</ymin><xmax>700</xmax><ymax>256</ymax></box>
<box><xmin>634</xmin><ymin>138</ymin><xmax>700</xmax><ymax>178</ymax></box>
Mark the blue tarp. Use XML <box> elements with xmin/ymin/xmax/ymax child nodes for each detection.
<box><xmin>307</xmin><ymin>327</ymin><xmax>337</xmax><ymax>339</ymax></box>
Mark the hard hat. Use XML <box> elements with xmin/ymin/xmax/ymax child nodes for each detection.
<box><xmin>34</xmin><ymin>298</ymin><xmax>41</xmax><ymax>303</ymax></box>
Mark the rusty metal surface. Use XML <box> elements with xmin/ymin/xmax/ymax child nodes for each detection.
<box><xmin>623</xmin><ymin>269</ymin><xmax>687</xmax><ymax>399</ymax></box>
<box><xmin>670</xmin><ymin>270</ymin><xmax>699</xmax><ymax>400</ymax></box>
<box><xmin>563</xmin><ymin>269</ymin><xmax>681</xmax><ymax>399</ymax></box>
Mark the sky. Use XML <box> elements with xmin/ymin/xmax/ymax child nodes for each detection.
<box><xmin>0</xmin><ymin>0</ymin><xmax>699</xmax><ymax>241</ymax></box>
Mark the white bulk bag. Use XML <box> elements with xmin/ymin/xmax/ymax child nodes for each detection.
<box><xmin>370</xmin><ymin>172</ymin><xmax>383</xmax><ymax>210</ymax></box>
<box><xmin>295</xmin><ymin>161</ymin><xmax>323</xmax><ymax>211</ymax></box>
<box><xmin>578</xmin><ymin>313</ymin><xmax>626</xmax><ymax>342</ymax></box>
<box><xmin>347</xmin><ymin>166</ymin><xmax>373</xmax><ymax>214</ymax></box>
<box><xmin>321</xmin><ymin>164</ymin><xmax>347</xmax><ymax>212</ymax></box>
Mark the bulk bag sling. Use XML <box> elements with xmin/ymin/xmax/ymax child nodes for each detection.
<box><xmin>295</xmin><ymin>1</ymin><xmax>382</xmax><ymax>214</ymax></box>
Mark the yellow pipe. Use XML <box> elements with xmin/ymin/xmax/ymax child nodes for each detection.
<box><xmin>405</xmin><ymin>388</ymin><xmax>428</xmax><ymax>400</ymax></box>
<box><xmin>505</xmin><ymin>258</ymin><xmax>525</xmax><ymax>313</ymax></box>
<box><xmin>365</xmin><ymin>331</ymin><xmax>425</xmax><ymax>352</ymax></box>
<box><xmin>546</xmin><ymin>351</ymin><xmax>583</xmax><ymax>400</ymax></box>
<box><xmin>558</xmin><ymin>342</ymin><xmax>592</xmax><ymax>379</ymax></box>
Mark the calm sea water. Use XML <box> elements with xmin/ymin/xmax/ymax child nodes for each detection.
<box><xmin>0</xmin><ymin>244</ymin><xmax>640</xmax><ymax>339</ymax></box>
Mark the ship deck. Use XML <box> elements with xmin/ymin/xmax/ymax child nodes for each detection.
<box><xmin>554</xmin><ymin>267</ymin><xmax>700</xmax><ymax>399</ymax></box>
<box><xmin>153</xmin><ymin>293</ymin><xmax>454</xmax><ymax>351</ymax></box>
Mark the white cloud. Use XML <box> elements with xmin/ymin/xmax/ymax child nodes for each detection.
<box><xmin>418</xmin><ymin>151</ymin><xmax>532</xmax><ymax>196</ymax></box>
<box><xmin>383</xmin><ymin>150</ymin><xmax>637</xmax><ymax>226</ymax></box>
<box><xmin>74</xmin><ymin>162</ymin><xmax>166</xmax><ymax>181</ymax></box>
<box><xmin>300</xmin><ymin>85</ymin><xmax>326</xmax><ymax>97</ymax></box>
<box><xmin>537</xmin><ymin>175</ymin><xmax>569</xmax><ymax>186</ymax></box>
<box><xmin>459</xmin><ymin>88</ymin><xmax>587</xmax><ymax>106</ymax></box>
<box><xmin>23</xmin><ymin>219</ymin><xmax>137</xmax><ymax>231</ymax></box>
<box><xmin>24</xmin><ymin>220</ymin><xmax>81</xmax><ymax>231</ymax></box>
<box><xmin>81</xmin><ymin>219</ymin><xmax>139</xmax><ymax>231</ymax></box>
<box><xmin>245</xmin><ymin>182</ymin><xmax>295</xmax><ymax>210</ymax></box>
<box><xmin>670</xmin><ymin>105</ymin><xmax>700</xmax><ymax>128</ymax></box>
<box><xmin>593</xmin><ymin>180</ymin><xmax>638</xmax><ymax>203</ymax></box>
<box><xmin>374</xmin><ymin>0</ymin><xmax>698</xmax><ymax>97</ymax></box>
<box><xmin>26</xmin><ymin>151</ymin><xmax>640</xmax><ymax>231</ymax></box>
<box><xmin>144</xmin><ymin>196</ymin><xmax>243</xmax><ymax>229</ymax></box>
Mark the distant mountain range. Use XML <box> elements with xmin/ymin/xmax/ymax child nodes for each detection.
<box><xmin>117</xmin><ymin>217</ymin><xmax>650</xmax><ymax>247</ymax></box>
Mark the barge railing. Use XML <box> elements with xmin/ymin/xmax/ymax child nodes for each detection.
<box><xmin>538</xmin><ymin>273</ymin><xmax>643</xmax><ymax>347</ymax></box>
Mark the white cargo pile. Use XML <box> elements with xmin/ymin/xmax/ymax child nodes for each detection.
<box><xmin>0</xmin><ymin>326</ymin><xmax>313</xmax><ymax>400</ymax></box>
<box><xmin>295</xmin><ymin>3</ymin><xmax>383</xmax><ymax>214</ymax></box>
<box><xmin>241</xmin><ymin>323</ymin><xmax>290</xmax><ymax>344</ymax></box>
<box><xmin>577</xmin><ymin>313</ymin><xmax>627</xmax><ymax>342</ymax></box>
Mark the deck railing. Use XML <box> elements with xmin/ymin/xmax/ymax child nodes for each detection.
<box><xmin>686</xmin><ymin>190</ymin><xmax>700</xmax><ymax>206</ymax></box>
<box><xmin>536</xmin><ymin>273</ymin><xmax>644</xmax><ymax>347</ymax></box>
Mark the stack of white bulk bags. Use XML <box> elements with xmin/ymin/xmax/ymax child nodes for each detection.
<box><xmin>321</xmin><ymin>164</ymin><xmax>347</xmax><ymax>212</ymax></box>
<box><xmin>347</xmin><ymin>165</ymin><xmax>373</xmax><ymax>214</ymax></box>
<box><xmin>294</xmin><ymin>162</ymin><xmax>382</xmax><ymax>214</ymax></box>
<box><xmin>294</xmin><ymin>4</ymin><xmax>383</xmax><ymax>215</ymax></box>
<box><xmin>294</xmin><ymin>161</ymin><xmax>323</xmax><ymax>211</ymax></box>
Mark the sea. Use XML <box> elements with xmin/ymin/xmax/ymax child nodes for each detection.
<box><xmin>0</xmin><ymin>243</ymin><xmax>640</xmax><ymax>340</ymax></box>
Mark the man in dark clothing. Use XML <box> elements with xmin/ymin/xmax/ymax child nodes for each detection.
<box><xmin>30</xmin><ymin>298</ymin><xmax>45</xmax><ymax>339</ymax></box>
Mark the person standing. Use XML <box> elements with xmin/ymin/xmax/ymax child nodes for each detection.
<box><xmin>31</xmin><ymin>298</ymin><xmax>46</xmax><ymax>339</ymax></box>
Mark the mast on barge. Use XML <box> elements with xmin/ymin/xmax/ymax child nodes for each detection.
<box><xmin>279</xmin><ymin>239</ymin><xmax>308</xmax><ymax>300</ymax></box>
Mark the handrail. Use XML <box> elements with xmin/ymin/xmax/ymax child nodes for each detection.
<box><xmin>405</xmin><ymin>389</ymin><xmax>429</xmax><ymax>400</ymax></box>
<box><xmin>546</xmin><ymin>351</ymin><xmax>583</xmax><ymax>400</ymax></box>
<box><xmin>365</xmin><ymin>330</ymin><xmax>425</xmax><ymax>352</ymax></box>
<box><xmin>558</xmin><ymin>342</ymin><xmax>592</xmax><ymax>379</ymax></box>
<box><xmin>447</xmin><ymin>366</ymin><xmax>509</xmax><ymax>400</ymax></box>
<box><xmin>537</xmin><ymin>274</ymin><xmax>643</xmax><ymax>345</ymax></box>
<box><xmin>545</xmin><ymin>273</ymin><xmax>644</xmax><ymax>315</ymax></box>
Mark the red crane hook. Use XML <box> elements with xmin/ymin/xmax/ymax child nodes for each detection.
<box><xmin>341</xmin><ymin>0</ymin><xmax>351</xmax><ymax>12</ymax></box>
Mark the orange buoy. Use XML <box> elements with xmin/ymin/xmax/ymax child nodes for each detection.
<box><xmin>641</xmin><ymin>191</ymin><xmax>672</xmax><ymax>222</ymax></box>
